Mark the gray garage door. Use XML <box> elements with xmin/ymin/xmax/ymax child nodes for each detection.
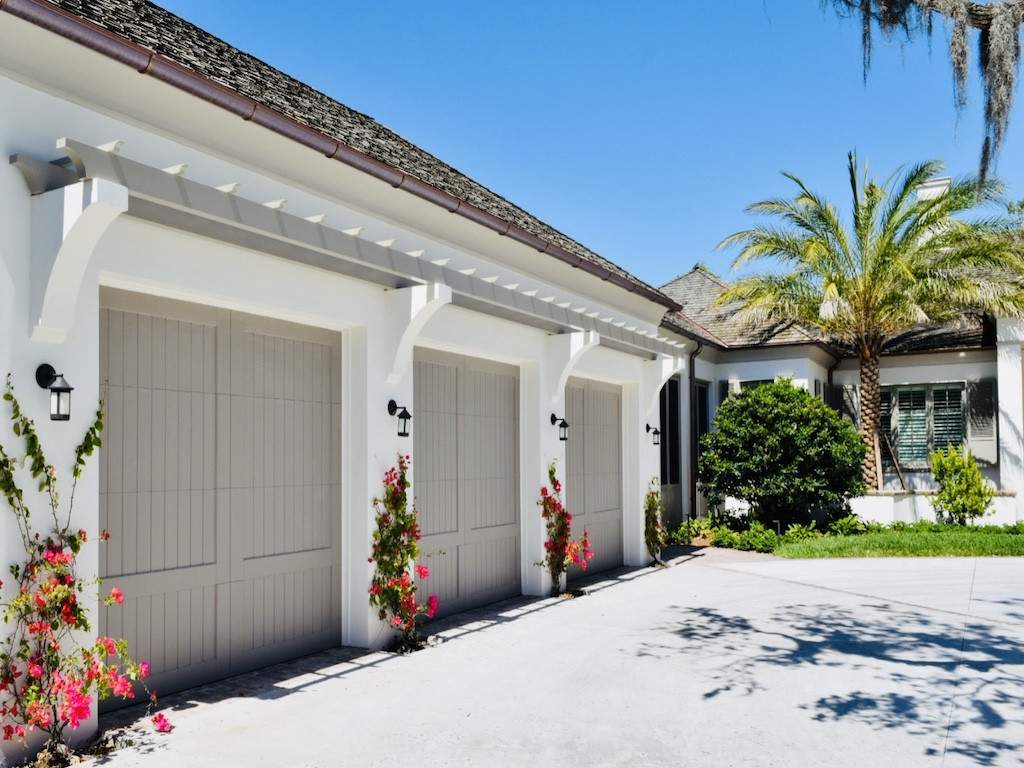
<box><xmin>98</xmin><ymin>288</ymin><xmax>342</xmax><ymax>703</ymax></box>
<box><xmin>566</xmin><ymin>377</ymin><xmax>623</xmax><ymax>578</ymax></box>
<box><xmin>413</xmin><ymin>349</ymin><xmax>520</xmax><ymax>617</ymax></box>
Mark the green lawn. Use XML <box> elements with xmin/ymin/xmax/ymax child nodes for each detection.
<box><xmin>775</xmin><ymin>529</ymin><xmax>1024</xmax><ymax>559</ymax></box>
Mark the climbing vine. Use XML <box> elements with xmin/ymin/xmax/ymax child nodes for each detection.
<box><xmin>536</xmin><ymin>462</ymin><xmax>594</xmax><ymax>596</ymax></box>
<box><xmin>0</xmin><ymin>376</ymin><xmax>169</xmax><ymax>760</ymax></box>
<box><xmin>827</xmin><ymin>0</ymin><xmax>1024</xmax><ymax>181</ymax></box>
<box><xmin>644</xmin><ymin>481</ymin><xmax>667</xmax><ymax>564</ymax></box>
<box><xmin>368</xmin><ymin>455</ymin><xmax>439</xmax><ymax>650</ymax></box>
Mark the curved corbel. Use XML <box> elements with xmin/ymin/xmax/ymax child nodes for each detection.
<box><xmin>642</xmin><ymin>354</ymin><xmax>687</xmax><ymax>418</ymax></box>
<box><xmin>29</xmin><ymin>179</ymin><xmax>128</xmax><ymax>343</ymax></box>
<box><xmin>544</xmin><ymin>330</ymin><xmax>599</xmax><ymax>404</ymax></box>
<box><xmin>385</xmin><ymin>282</ymin><xmax>453</xmax><ymax>385</ymax></box>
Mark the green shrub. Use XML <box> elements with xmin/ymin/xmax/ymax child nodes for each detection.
<box><xmin>709</xmin><ymin>525</ymin><xmax>740</xmax><ymax>549</ymax></box>
<box><xmin>736</xmin><ymin>522</ymin><xmax>778</xmax><ymax>553</ymax></box>
<box><xmin>698</xmin><ymin>381</ymin><xmax>865</xmax><ymax>528</ymax></box>
<box><xmin>670</xmin><ymin>516</ymin><xmax>715</xmax><ymax>545</ymax></box>
<box><xmin>828</xmin><ymin>514</ymin><xmax>867</xmax><ymax>536</ymax></box>
<box><xmin>930</xmin><ymin>446</ymin><xmax>995</xmax><ymax>525</ymax></box>
<box><xmin>782</xmin><ymin>521</ymin><xmax>820</xmax><ymax>542</ymax></box>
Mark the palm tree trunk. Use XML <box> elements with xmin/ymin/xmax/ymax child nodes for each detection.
<box><xmin>859</xmin><ymin>353</ymin><xmax>882</xmax><ymax>490</ymax></box>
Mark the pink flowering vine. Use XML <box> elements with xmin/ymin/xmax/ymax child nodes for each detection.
<box><xmin>368</xmin><ymin>455</ymin><xmax>439</xmax><ymax>650</ymax></box>
<box><xmin>0</xmin><ymin>377</ymin><xmax>169</xmax><ymax>758</ymax></box>
<box><xmin>536</xmin><ymin>462</ymin><xmax>594</xmax><ymax>596</ymax></box>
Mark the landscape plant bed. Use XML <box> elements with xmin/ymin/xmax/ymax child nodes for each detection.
<box><xmin>775</xmin><ymin>526</ymin><xmax>1024</xmax><ymax>559</ymax></box>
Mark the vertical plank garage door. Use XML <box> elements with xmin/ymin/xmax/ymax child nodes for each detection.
<box><xmin>565</xmin><ymin>377</ymin><xmax>623</xmax><ymax>578</ymax></box>
<box><xmin>413</xmin><ymin>349</ymin><xmax>520</xmax><ymax>617</ymax></box>
<box><xmin>99</xmin><ymin>288</ymin><xmax>342</xmax><ymax>701</ymax></box>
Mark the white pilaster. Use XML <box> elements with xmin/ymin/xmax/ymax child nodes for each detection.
<box><xmin>997</xmin><ymin>318</ymin><xmax>1024</xmax><ymax>521</ymax></box>
<box><xmin>622</xmin><ymin>355</ymin><xmax>686</xmax><ymax>566</ymax></box>
<box><xmin>341</xmin><ymin>285</ymin><xmax>451</xmax><ymax>649</ymax></box>
<box><xmin>520</xmin><ymin>331</ymin><xmax>598</xmax><ymax>596</ymax></box>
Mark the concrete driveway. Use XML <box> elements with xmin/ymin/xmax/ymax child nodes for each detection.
<box><xmin>92</xmin><ymin>548</ymin><xmax>1024</xmax><ymax>768</ymax></box>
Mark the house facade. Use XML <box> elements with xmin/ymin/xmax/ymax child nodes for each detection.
<box><xmin>2</xmin><ymin>0</ymin><xmax>1024</xmax><ymax>755</ymax></box>
<box><xmin>0</xmin><ymin>0</ymin><xmax>695</xmax><ymax>751</ymax></box>
<box><xmin>656</xmin><ymin>266</ymin><xmax>1024</xmax><ymax>527</ymax></box>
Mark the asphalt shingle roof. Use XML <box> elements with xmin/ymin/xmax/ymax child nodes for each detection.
<box><xmin>40</xmin><ymin>0</ymin><xmax>672</xmax><ymax>307</ymax></box>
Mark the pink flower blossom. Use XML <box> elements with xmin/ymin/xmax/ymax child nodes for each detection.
<box><xmin>111</xmin><ymin>674</ymin><xmax>134</xmax><ymax>698</ymax></box>
<box><xmin>59</xmin><ymin>685</ymin><xmax>92</xmax><ymax>729</ymax></box>
<box><xmin>27</xmin><ymin>662</ymin><xmax>43</xmax><ymax>679</ymax></box>
<box><xmin>152</xmin><ymin>712</ymin><xmax>173</xmax><ymax>733</ymax></box>
<box><xmin>415</xmin><ymin>564</ymin><xmax>430</xmax><ymax>580</ymax></box>
<box><xmin>139</xmin><ymin>661</ymin><xmax>151</xmax><ymax>679</ymax></box>
<box><xmin>426</xmin><ymin>594</ymin><xmax>440</xmax><ymax>618</ymax></box>
<box><xmin>43</xmin><ymin>548</ymin><xmax>73</xmax><ymax>566</ymax></box>
<box><xmin>109</xmin><ymin>587</ymin><xmax>125</xmax><ymax>604</ymax></box>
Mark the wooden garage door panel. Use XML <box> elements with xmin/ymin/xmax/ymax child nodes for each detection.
<box><xmin>99</xmin><ymin>288</ymin><xmax>341</xmax><ymax>705</ymax></box>
<box><xmin>414</xmin><ymin>350</ymin><xmax>520</xmax><ymax>618</ymax></box>
<box><xmin>412</xmin><ymin>359</ymin><xmax>458</xmax><ymax>537</ymax></box>
<box><xmin>566</xmin><ymin>378</ymin><xmax>623</xmax><ymax>579</ymax></box>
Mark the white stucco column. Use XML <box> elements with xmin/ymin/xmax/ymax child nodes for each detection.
<box><xmin>997</xmin><ymin>318</ymin><xmax>1024</xmax><ymax>521</ymax></box>
<box><xmin>340</xmin><ymin>283</ymin><xmax>450</xmax><ymax>649</ymax></box>
<box><xmin>622</xmin><ymin>356</ymin><xmax>686</xmax><ymax>566</ymax></box>
<box><xmin>520</xmin><ymin>331</ymin><xmax>598</xmax><ymax>596</ymax></box>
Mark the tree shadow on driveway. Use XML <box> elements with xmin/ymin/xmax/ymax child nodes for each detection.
<box><xmin>639</xmin><ymin>603</ymin><xmax>1024</xmax><ymax>766</ymax></box>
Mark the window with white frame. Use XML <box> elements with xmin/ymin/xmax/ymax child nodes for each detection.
<box><xmin>880</xmin><ymin>383</ymin><xmax>965</xmax><ymax>469</ymax></box>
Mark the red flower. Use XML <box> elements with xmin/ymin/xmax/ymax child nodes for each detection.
<box><xmin>415</xmin><ymin>564</ymin><xmax>430</xmax><ymax>580</ymax></box>
<box><xmin>109</xmin><ymin>587</ymin><xmax>125</xmax><ymax>604</ymax></box>
<box><xmin>100</xmin><ymin>529</ymin><xmax>111</xmax><ymax>542</ymax></box>
<box><xmin>426</xmin><ymin>594</ymin><xmax>439</xmax><ymax>618</ymax></box>
<box><xmin>152</xmin><ymin>712</ymin><xmax>173</xmax><ymax>733</ymax></box>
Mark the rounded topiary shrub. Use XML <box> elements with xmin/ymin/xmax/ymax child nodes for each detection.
<box><xmin>697</xmin><ymin>380</ymin><xmax>865</xmax><ymax>528</ymax></box>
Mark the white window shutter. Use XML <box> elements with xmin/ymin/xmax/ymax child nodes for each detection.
<box><xmin>967</xmin><ymin>379</ymin><xmax>998</xmax><ymax>465</ymax></box>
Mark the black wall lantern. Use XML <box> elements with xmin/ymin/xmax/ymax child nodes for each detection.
<box><xmin>36</xmin><ymin>364</ymin><xmax>73</xmax><ymax>421</ymax></box>
<box><xmin>550</xmin><ymin>413</ymin><xmax>569</xmax><ymax>442</ymax></box>
<box><xmin>387</xmin><ymin>399</ymin><xmax>412</xmax><ymax>438</ymax></box>
<box><xmin>646</xmin><ymin>423</ymin><xmax>661</xmax><ymax>446</ymax></box>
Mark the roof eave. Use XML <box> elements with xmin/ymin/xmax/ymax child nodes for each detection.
<box><xmin>0</xmin><ymin>0</ymin><xmax>681</xmax><ymax>313</ymax></box>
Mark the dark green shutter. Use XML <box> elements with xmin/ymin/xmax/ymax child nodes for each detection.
<box><xmin>839</xmin><ymin>384</ymin><xmax>859</xmax><ymax>425</ymax></box>
<box><xmin>880</xmin><ymin>390</ymin><xmax>893</xmax><ymax>465</ymax></box>
<box><xmin>895</xmin><ymin>388</ymin><xmax>928</xmax><ymax>467</ymax></box>
<box><xmin>932</xmin><ymin>386</ymin><xmax>965</xmax><ymax>453</ymax></box>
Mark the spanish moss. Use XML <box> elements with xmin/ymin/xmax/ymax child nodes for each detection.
<box><xmin>827</xmin><ymin>0</ymin><xmax>1024</xmax><ymax>183</ymax></box>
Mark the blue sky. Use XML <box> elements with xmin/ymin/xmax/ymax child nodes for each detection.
<box><xmin>160</xmin><ymin>0</ymin><xmax>1024</xmax><ymax>289</ymax></box>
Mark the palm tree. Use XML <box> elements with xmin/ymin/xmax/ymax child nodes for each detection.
<box><xmin>718</xmin><ymin>153</ymin><xmax>1024</xmax><ymax>488</ymax></box>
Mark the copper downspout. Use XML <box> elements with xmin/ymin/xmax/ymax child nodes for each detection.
<box><xmin>0</xmin><ymin>0</ymin><xmax>680</xmax><ymax>312</ymax></box>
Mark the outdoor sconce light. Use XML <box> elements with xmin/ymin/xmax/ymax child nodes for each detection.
<box><xmin>36</xmin><ymin>364</ymin><xmax>73</xmax><ymax>421</ymax></box>
<box><xmin>387</xmin><ymin>399</ymin><xmax>412</xmax><ymax>438</ymax></box>
<box><xmin>646</xmin><ymin>423</ymin><xmax>661</xmax><ymax>446</ymax></box>
<box><xmin>550</xmin><ymin>413</ymin><xmax>569</xmax><ymax>442</ymax></box>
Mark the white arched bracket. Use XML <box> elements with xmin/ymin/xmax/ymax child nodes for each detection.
<box><xmin>642</xmin><ymin>354</ymin><xmax>687</xmax><ymax>420</ymax></box>
<box><xmin>26</xmin><ymin>178</ymin><xmax>128</xmax><ymax>343</ymax></box>
<box><xmin>543</xmin><ymin>329</ymin><xmax>599</xmax><ymax>404</ymax></box>
<box><xmin>384</xmin><ymin>281</ymin><xmax>452</xmax><ymax>385</ymax></box>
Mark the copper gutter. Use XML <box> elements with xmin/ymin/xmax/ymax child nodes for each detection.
<box><xmin>0</xmin><ymin>0</ymin><xmax>680</xmax><ymax>312</ymax></box>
